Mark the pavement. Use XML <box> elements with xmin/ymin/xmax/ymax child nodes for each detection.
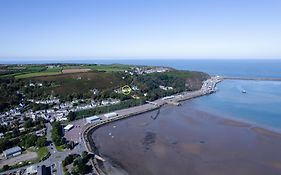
<box><xmin>64</xmin><ymin>119</ymin><xmax>87</xmax><ymax>143</ymax></box>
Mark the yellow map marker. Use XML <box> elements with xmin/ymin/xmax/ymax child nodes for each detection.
<box><xmin>121</xmin><ymin>85</ymin><xmax>132</xmax><ymax>95</ymax></box>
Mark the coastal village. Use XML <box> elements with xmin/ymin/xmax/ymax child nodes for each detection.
<box><xmin>1</xmin><ymin>64</ymin><xmax>213</xmax><ymax>175</ymax></box>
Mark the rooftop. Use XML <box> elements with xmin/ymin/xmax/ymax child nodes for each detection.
<box><xmin>3</xmin><ymin>146</ymin><xmax>22</xmax><ymax>155</ymax></box>
<box><xmin>86</xmin><ymin>115</ymin><xmax>100</xmax><ymax>120</ymax></box>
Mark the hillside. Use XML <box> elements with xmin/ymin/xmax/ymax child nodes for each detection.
<box><xmin>0</xmin><ymin>64</ymin><xmax>209</xmax><ymax>112</ymax></box>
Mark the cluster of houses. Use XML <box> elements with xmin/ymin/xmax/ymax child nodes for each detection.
<box><xmin>131</xmin><ymin>66</ymin><xmax>170</xmax><ymax>75</ymax></box>
<box><xmin>0</xmin><ymin>97</ymin><xmax>121</xmax><ymax>173</ymax></box>
<box><xmin>23</xmin><ymin>98</ymin><xmax>120</xmax><ymax>122</ymax></box>
<box><xmin>0</xmin><ymin>98</ymin><xmax>121</xmax><ymax>127</ymax></box>
<box><xmin>123</xmin><ymin>66</ymin><xmax>170</xmax><ymax>76</ymax></box>
<box><xmin>27</xmin><ymin>98</ymin><xmax>59</xmax><ymax>105</ymax></box>
<box><xmin>0</xmin><ymin>103</ymin><xmax>25</xmax><ymax>126</ymax></box>
<box><xmin>159</xmin><ymin>85</ymin><xmax>174</xmax><ymax>91</ymax></box>
<box><xmin>27</xmin><ymin>82</ymin><xmax>43</xmax><ymax>87</ymax></box>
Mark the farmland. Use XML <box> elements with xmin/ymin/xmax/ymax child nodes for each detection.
<box><xmin>0</xmin><ymin>64</ymin><xmax>131</xmax><ymax>79</ymax></box>
<box><xmin>15</xmin><ymin>71</ymin><xmax>62</xmax><ymax>79</ymax></box>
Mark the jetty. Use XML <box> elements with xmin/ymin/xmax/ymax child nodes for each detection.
<box><xmin>82</xmin><ymin>76</ymin><xmax>221</xmax><ymax>175</ymax></box>
<box><xmin>223</xmin><ymin>76</ymin><xmax>281</xmax><ymax>81</ymax></box>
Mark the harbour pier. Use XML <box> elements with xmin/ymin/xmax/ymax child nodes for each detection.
<box><xmin>222</xmin><ymin>76</ymin><xmax>281</xmax><ymax>81</ymax></box>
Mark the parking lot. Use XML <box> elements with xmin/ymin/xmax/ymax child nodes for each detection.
<box><xmin>64</xmin><ymin>119</ymin><xmax>87</xmax><ymax>143</ymax></box>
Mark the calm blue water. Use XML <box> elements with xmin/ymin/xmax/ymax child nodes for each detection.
<box><xmin>191</xmin><ymin>80</ymin><xmax>281</xmax><ymax>132</ymax></box>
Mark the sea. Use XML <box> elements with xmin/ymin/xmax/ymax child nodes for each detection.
<box><xmin>105</xmin><ymin>59</ymin><xmax>281</xmax><ymax>132</ymax></box>
<box><xmin>76</xmin><ymin>59</ymin><xmax>281</xmax><ymax>175</ymax></box>
<box><xmin>2</xmin><ymin>59</ymin><xmax>281</xmax><ymax>131</ymax></box>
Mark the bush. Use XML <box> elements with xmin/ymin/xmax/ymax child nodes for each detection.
<box><xmin>36</xmin><ymin>137</ymin><xmax>47</xmax><ymax>147</ymax></box>
<box><xmin>2</xmin><ymin>165</ymin><xmax>10</xmax><ymax>171</ymax></box>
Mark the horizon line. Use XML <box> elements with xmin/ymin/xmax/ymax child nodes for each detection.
<box><xmin>1</xmin><ymin>56</ymin><xmax>281</xmax><ymax>61</ymax></box>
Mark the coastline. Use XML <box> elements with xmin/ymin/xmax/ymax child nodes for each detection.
<box><xmin>90</xmin><ymin>104</ymin><xmax>281</xmax><ymax>175</ymax></box>
<box><xmin>82</xmin><ymin>77</ymin><xmax>281</xmax><ymax>175</ymax></box>
<box><xmin>82</xmin><ymin>77</ymin><xmax>220</xmax><ymax>174</ymax></box>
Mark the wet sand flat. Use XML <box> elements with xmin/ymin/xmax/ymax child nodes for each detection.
<box><xmin>91</xmin><ymin>102</ymin><xmax>281</xmax><ymax>175</ymax></box>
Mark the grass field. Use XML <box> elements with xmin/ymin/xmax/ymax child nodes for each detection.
<box><xmin>56</xmin><ymin>145</ymin><xmax>64</xmax><ymax>152</ymax></box>
<box><xmin>62</xmin><ymin>68</ymin><xmax>91</xmax><ymax>73</ymax></box>
<box><xmin>15</xmin><ymin>71</ymin><xmax>62</xmax><ymax>79</ymax></box>
<box><xmin>37</xmin><ymin>147</ymin><xmax>49</xmax><ymax>161</ymax></box>
<box><xmin>63</xmin><ymin>64</ymin><xmax>131</xmax><ymax>72</ymax></box>
<box><xmin>0</xmin><ymin>64</ymin><xmax>129</xmax><ymax>79</ymax></box>
<box><xmin>46</xmin><ymin>67</ymin><xmax>63</xmax><ymax>72</ymax></box>
<box><xmin>0</xmin><ymin>65</ymin><xmax>58</xmax><ymax>78</ymax></box>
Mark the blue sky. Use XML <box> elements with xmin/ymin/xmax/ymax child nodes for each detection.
<box><xmin>0</xmin><ymin>0</ymin><xmax>280</xmax><ymax>60</ymax></box>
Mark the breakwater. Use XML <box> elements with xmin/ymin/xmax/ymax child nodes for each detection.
<box><xmin>223</xmin><ymin>76</ymin><xmax>281</xmax><ymax>81</ymax></box>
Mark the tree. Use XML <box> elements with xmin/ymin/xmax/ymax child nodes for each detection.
<box><xmin>36</xmin><ymin>137</ymin><xmax>47</xmax><ymax>147</ymax></box>
<box><xmin>81</xmin><ymin>151</ymin><xmax>89</xmax><ymax>161</ymax></box>
<box><xmin>12</xmin><ymin>128</ymin><xmax>20</xmax><ymax>137</ymax></box>
<box><xmin>73</xmin><ymin>157</ymin><xmax>87</xmax><ymax>175</ymax></box>
<box><xmin>0</xmin><ymin>125</ymin><xmax>7</xmax><ymax>133</ymax></box>
<box><xmin>20</xmin><ymin>134</ymin><xmax>38</xmax><ymax>148</ymax></box>
<box><xmin>51</xmin><ymin>121</ymin><xmax>65</xmax><ymax>146</ymax></box>
<box><xmin>2</xmin><ymin>164</ymin><xmax>10</xmax><ymax>171</ymax></box>
<box><xmin>62</xmin><ymin>154</ymin><xmax>79</xmax><ymax>167</ymax></box>
<box><xmin>66</xmin><ymin>141</ymin><xmax>75</xmax><ymax>150</ymax></box>
<box><xmin>24</xmin><ymin>118</ymin><xmax>33</xmax><ymax>129</ymax></box>
<box><xmin>67</xmin><ymin>111</ymin><xmax>76</xmax><ymax>122</ymax></box>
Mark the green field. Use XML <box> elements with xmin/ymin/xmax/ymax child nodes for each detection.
<box><xmin>0</xmin><ymin>64</ymin><xmax>129</xmax><ymax>79</ymax></box>
<box><xmin>56</xmin><ymin>145</ymin><xmax>64</xmax><ymax>152</ymax></box>
<box><xmin>15</xmin><ymin>71</ymin><xmax>62</xmax><ymax>79</ymax></box>
<box><xmin>0</xmin><ymin>65</ymin><xmax>52</xmax><ymax>78</ymax></box>
<box><xmin>62</xmin><ymin>64</ymin><xmax>131</xmax><ymax>72</ymax></box>
<box><xmin>36</xmin><ymin>147</ymin><xmax>50</xmax><ymax>161</ymax></box>
<box><xmin>46</xmin><ymin>67</ymin><xmax>63</xmax><ymax>72</ymax></box>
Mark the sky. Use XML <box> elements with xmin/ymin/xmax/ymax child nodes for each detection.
<box><xmin>0</xmin><ymin>0</ymin><xmax>281</xmax><ymax>60</ymax></box>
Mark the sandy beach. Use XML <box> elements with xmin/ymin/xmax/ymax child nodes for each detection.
<box><xmin>91</xmin><ymin>101</ymin><xmax>281</xmax><ymax>175</ymax></box>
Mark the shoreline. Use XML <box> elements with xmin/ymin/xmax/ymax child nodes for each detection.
<box><xmin>90</xmin><ymin>104</ymin><xmax>281</xmax><ymax>175</ymax></box>
<box><xmin>82</xmin><ymin>77</ymin><xmax>281</xmax><ymax>175</ymax></box>
<box><xmin>82</xmin><ymin>77</ymin><xmax>221</xmax><ymax>174</ymax></box>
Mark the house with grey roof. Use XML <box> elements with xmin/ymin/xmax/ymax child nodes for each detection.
<box><xmin>3</xmin><ymin>146</ymin><xmax>22</xmax><ymax>159</ymax></box>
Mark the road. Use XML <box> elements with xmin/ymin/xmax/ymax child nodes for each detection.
<box><xmin>1</xmin><ymin>123</ymin><xmax>86</xmax><ymax>175</ymax></box>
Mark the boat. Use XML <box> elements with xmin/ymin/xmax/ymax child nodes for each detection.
<box><xmin>242</xmin><ymin>90</ymin><xmax>246</xmax><ymax>93</ymax></box>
